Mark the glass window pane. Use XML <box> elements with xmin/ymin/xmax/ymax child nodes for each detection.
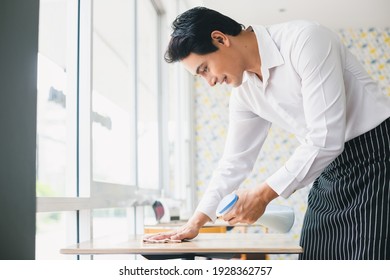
<box><xmin>36</xmin><ymin>211</ymin><xmax>76</xmax><ymax>259</ymax></box>
<box><xmin>37</xmin><ymin>0</ymin><xmax>75</xmax><ymax>197</ymax></box>
<box><xmin>92</xmin><ymin>208</ymin><xmax>139</xmax><ymax>260</ymax></box>
<box><xmin>137</xmin><ymin>0</ymin><xmax>160</xmax><ymax>189</ymax></box>
<box><xmin>92</xmin><ymin>208</ymin><xmax>130</xmax><ymax>238</ymax></box>
<box><xmin>92</xmin><ymin>0</ymin><xmax>136</xmax><ymax>185</ymax></box>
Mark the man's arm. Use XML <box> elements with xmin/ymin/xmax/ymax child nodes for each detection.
<box><xmin>267</xmin><ymin>24</ymin><xmax>347</xmax><ymax>198</ymax></box>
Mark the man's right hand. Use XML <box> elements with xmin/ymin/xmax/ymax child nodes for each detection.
<box><xmin>143</xmin><ymin>211</ymin><xmax>210</xmax><ymax>241</ymax></box>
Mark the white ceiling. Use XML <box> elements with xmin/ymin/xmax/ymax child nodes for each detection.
<box><xmin>201</xmin><ymin>0</ymin><xmax>390</xmax><ymax>30</ymax></box>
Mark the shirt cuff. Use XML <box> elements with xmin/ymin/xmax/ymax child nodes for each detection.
<box><xmin>266</xmin><ymin>165</ymin><xmax>302</xmax><ymax>198</ymax></box>
<box><xmin>195</xmin><ymin>190</ymin><xmax>221</xmax><ymax>222</ymax></box>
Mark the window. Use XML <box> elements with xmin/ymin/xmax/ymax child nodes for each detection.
<box><xmin>36</xmin><ymin>0</ymin><xmax>76</xmax><ymax>198</ymax></box>
<box><xmin>92</xmin><ymin>0</ymin><xmax>136</xmax><ymax>187</ymax></box>
<box><xmin>36</xmin><ymin>0</ymin><xmax>79</xmax><ymax>259</ymax></box>
<box><xmin>36</xmin><ymin>0</ymin><xmax>194</xmax><ymax>259</ymax></box>
<box><xmin>35</xmin><ymin>211</ymin><xmax>76</xmax><ymax>260</ymax></box>
<box><xmin>137</xmin><ymin>0</ymin><xmax>160</xmax><ymax>190</ymax></box>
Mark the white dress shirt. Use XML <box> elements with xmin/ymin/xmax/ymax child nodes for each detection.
<box><xmin>196</xmin><ymin>20</ymin><xmax>390</xmax><ymax>222</ymax></box>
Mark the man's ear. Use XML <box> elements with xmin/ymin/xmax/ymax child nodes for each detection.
<box><xmin>211</xmin><ymin>30</ymin><xmax>230</xmax><ymax>47</ymax></box>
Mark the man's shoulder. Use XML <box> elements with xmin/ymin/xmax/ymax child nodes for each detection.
<box><xmin>256</xmin><ymin>20</ymin><xmax>325</xmax><ymax>50</ymax></box>
<box><xmin>266</xmin><ymin>20</ymin><xmax>320</xmax><ymax>34</ymax></box>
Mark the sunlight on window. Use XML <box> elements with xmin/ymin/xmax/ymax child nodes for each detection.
<box><xmin>36</xmin><ymin>53</ymin><xmax>68</xmax><ymax>197</ymax></box>
<box><xmin>35</xmin><ymin>0</ymin><xmax>181</xmax><ymax>260</ymax></box>
<box><xmin>137</xmin><ymin>0</ymin><xmax>160</xmax><ymax>189</ymax></box>
<box><xmin>92</xmin><ymin>0</ymin><xmax>136</xmax><ymax>186</ymax></box>
<box><xmin>92</xmin><ymin>92</ymin><xmax>133</xmax><ymax>184</ymax></box>
<box><xmin>36</xmin><ymin>212</ymin><xmax>75</xmax><ymax>259</ymax></box>
<box><xmin>36</xmin><ymin>0</ymin><xmax>77</xmax><ymax>259</ymax></box>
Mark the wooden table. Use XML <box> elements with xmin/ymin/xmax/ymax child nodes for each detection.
<box><xmin>60</xmin><ymin>233</ymin><xmax>303</xmax><ymax>259</ymax></box>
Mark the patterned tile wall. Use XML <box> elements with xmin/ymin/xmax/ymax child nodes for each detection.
<box><xmin>192</xmin><ymin>27</ymin><xmax>390</xmax><ymax>259</ymax></box>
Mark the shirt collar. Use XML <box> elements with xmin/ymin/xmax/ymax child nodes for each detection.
<box><xmin>249</xmin><ymin>25</ymin><xmax>285</xmax><ymax>87</ymax></box>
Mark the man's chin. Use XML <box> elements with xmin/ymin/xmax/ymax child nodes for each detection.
<box><xmin>230</xmin><ymin>75</ymin><xmax>244</xmax><ymax>87</ymax></box>
<box><xmin>231</xmin><ymin>80</ymin><xmax>242</xmax><ymax>88</ymax></box>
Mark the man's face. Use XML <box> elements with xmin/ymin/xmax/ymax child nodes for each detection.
<box><xmin>181</xmin><ymin>39</ymin><xmax>245</xmax><ymax>88</ymax></box>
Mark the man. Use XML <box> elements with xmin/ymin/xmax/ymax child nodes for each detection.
<box><xmin>146</xmin><ymin>6</ymin><xmax>390</xmax><ymax>259</ymax></box>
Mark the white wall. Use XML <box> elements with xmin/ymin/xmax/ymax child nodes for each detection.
<box><xmin>202</xmin><ymin>0</ymin><xmax>390</xmax><ymax>29</ymax></box>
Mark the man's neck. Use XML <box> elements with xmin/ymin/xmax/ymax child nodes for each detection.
<box><xmin>239</xmin><ymin>27</ymin><xmax>262</xmax><ymax>79</ymax></box>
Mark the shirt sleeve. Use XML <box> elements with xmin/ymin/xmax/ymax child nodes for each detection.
<box><xmin>266</xmin><ymin>24</ymin><xmax>347</xmax><ymax>198</ymax></box>
<box><xmin>196</xmin><ymin>92</ymin><xmax>271</xmax><ymax>221</ymax></box>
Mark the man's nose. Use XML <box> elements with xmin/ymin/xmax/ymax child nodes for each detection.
<box><xmin>206</xmin><ymin>76</ymin><xmax>217</xmax><ymax>87</ymax></box>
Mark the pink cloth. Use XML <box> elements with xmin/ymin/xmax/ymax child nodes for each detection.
<box><xmin>142</xmin><ymin>237</ymin><xmax>182</xmax><ymax>244</ymax></box>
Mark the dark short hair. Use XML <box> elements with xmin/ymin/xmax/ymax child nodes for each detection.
<box><xmin>164</xmin><ymin>6</ymin><xmax>244</xmax><ymax>63</ymax></box>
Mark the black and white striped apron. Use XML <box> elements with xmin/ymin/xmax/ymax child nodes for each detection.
<box><xmin>299</xmin><ymin>118</ymin><xmax>390</xmax><ymax>260</ymax></box>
